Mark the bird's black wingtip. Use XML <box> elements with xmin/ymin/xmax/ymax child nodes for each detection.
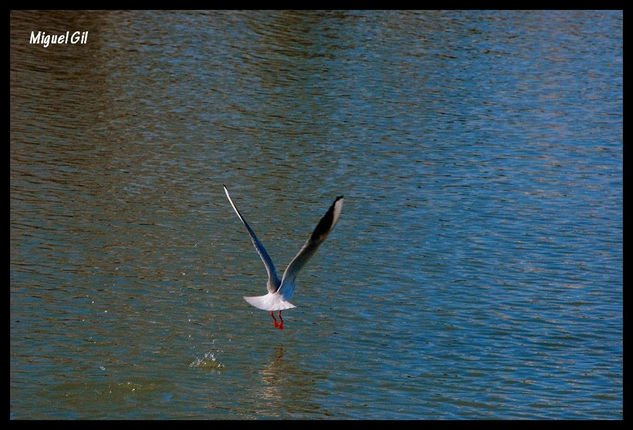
<box><xmin>335</xmin><ymin>195</ymin><xmax>344</xmax><ymax>202</ymax></box>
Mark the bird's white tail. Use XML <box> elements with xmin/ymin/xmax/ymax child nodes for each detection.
<box><xmin>243</xmin><ymin>293</ymin><xmax>296</xmax><ymax>311</ymax></box>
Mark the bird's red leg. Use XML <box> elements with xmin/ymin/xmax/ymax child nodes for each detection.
<box><xmin>270</xmin><ymin>311</ymin><xmax>279</xmax><ymax>328</ymax></box>
<box><xmin>277</xmin><ymin>311</ymin><xmax>284</xmax><ymax>330</ymax></box>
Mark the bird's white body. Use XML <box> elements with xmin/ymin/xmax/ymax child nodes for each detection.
<box><xmin>243</xmin><ymin>292</ymin><xmax>296</xmax><ymax>311</ymax></box>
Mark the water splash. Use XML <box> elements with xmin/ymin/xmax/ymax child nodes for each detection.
<box><xmin>189</xmin><ymin>350</ymin><xmax>225</xmax><ymax>369</ymax></box>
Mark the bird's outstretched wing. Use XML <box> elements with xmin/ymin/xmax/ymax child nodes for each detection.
<box><xmin>224</xmin><ymin>185</ymin><xmax>280</xmax><ymax>293</ymax></box>
<box><xmin>278</xmin><ymin>195</ymin><xmax>344</xmax><ymax>300</ymax></box>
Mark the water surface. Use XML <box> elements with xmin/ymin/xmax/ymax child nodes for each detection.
<box><xmin>10</xmin><ymin>10</ymin><xmax>622</xmax><ymax>419</ymax></box>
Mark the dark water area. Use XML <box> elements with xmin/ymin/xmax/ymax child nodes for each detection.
<box><xmin>10</xmin><ymin>10</ymin><xmax>622</xmax><ymax>419</ymax></box>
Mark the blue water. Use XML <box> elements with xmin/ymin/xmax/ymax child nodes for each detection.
<box><xmin>10</xmin><ymin>10</ymin><xmax>621</xmax><ymax>419</ymax></box>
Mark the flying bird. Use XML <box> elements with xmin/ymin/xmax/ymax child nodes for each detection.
<box><xmin>223</xmin><ymin>185</ymin><xmax>343</xmax><ymax>330</ymax></box>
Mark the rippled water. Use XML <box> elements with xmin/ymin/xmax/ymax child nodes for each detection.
<box><xmin>10</xmin><ymin>10</ymin><xmax>622</xmax><ymax>419</ymax></box>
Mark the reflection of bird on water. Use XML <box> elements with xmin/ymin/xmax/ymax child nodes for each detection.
<box><xmin>254</xmin><ymin>344</ymin><xmax>322</xmax><ymax>415</ymax></box>
<box><xmin>259</xmin><ymin>344</ymin><xmax>285</xmax><ymax>402</ymax></box>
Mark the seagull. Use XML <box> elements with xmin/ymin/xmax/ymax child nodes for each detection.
<box><xmin>223</xmin><ymin>185</ymin><xmax>343</xmax><ymax>330</ymax></box>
